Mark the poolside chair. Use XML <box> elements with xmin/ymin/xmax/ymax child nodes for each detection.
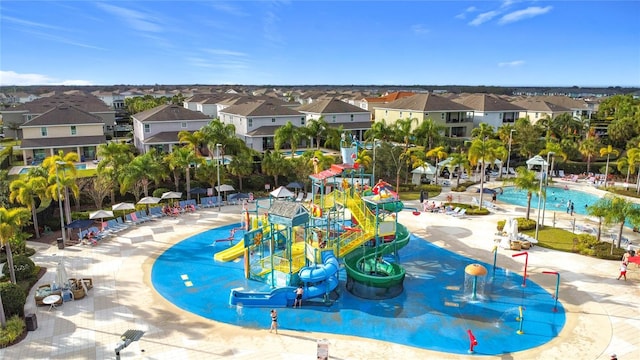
<box><xmin>295</xmin><ymin>192</ymin><xmax>304</xmax><ymax>202</ymax></box>
<box><xmin>304</xmin><ymin>192</ymin><xmax>313</xmax><ymax>202</ymax></box>
<box><xmin>454</xmin><ymin>208</ymin><xmax>467</xmax><ymax>218</ymax></box>
<box><xmin>446</xmin><ymin>207</ymin><xmax>460</xmax><ymax>215</ymax></box>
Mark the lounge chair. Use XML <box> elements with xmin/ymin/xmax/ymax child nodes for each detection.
<box><xmin>304</xmin><ymin>192</ymin><xmax>313</xmax><ymax>202</ymax></box>
<box><xmin>295</xmin><ymin>192</ymin><xmax>304</xmax><ymax>202</ymax></box>
<box><xmin>446</xmin><ymin>207</ymin><xmax>460</xmax><ymax>215</ymax></box>
<box><xmin>454</xmin><ymin>208</ymin><xmax>467</xmax><ymax>218</ymax></box>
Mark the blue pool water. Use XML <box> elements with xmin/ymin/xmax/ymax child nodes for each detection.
<box><xmin>19</xmin><ymin>163</ymin><xmax>87</xmax><ymax>174</ymax></box>
<box><xmin>280</xmin><ymin>149</ymin><xmax>330</xmax><ymax>156</ymax></box>
<box><xmin>151</xmin><ymin>223</ymin><xmax>565</xmax><ymax>355</ymax></box>
<box><xmin>498</xmin><ymin>186</ymin><xmax>599</xmax><ymax>216</ymax></box>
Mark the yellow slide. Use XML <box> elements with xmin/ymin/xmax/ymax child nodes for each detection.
<box><xmin>214</xmin><ymin>240</ymin><xmax>245</xmax><ymax>262</ymax></box>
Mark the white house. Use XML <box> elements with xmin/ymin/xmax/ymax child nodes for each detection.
<box><xmin>452</xmin><ymin>94</ymin><xmax>525</xmax><ymax>129</ymax></box>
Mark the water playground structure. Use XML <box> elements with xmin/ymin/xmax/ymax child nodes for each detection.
<box><xmin>222</xmin><ymin>139</ymin><xmax>414</xmax><ymax>307</ymax></box>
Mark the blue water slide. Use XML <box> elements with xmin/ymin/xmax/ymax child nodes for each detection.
<box><xmin>229</xmin><ymin>286</ymin><xmax>296</xmax><ymax>307</ymax></box>
<box><xmin>298</xmin><ymin>251</ymin><xmax>340</xmax><ymax>299</ymax></box>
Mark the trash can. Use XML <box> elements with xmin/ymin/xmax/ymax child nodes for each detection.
<box><xmin>57</xmin><ymin>237</ymin><xmax>65</xmax><ymax>250</ymax></box>
<box><xmin>317</xmin><ymin>339</ymin><xmax>329</xmax><ymax>360</ymax></box>
<box><xmin>25</xmin><ymin>313</ymin><xmax>38</xmax><ymax>331</ymax></box>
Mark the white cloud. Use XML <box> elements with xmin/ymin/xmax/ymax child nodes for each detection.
<box><xmin>0</xmin><ymin>71</ymin><xmax>93</xmax><ymax>86</ymax></box>
<box><xmin>498</xmin><ymin>60</ymin><xmax>525</xmax><ymax>67</ymax></box>
<box><xmin>204</xmin><ymin>49</ymin><xmax>248</xmax><ymax>57</ymax></box>
<box><xmin>469</xmin><ymin>10</ymin><xmax>500</xmax><ymax>26</ymax></box>
<box><xmin>96</xmin><ymin>3</ymin><xmax>163</xmax><ymax>33</ymax></box>
<box><xmin>1</xmin><ymin>15</ymin><xmax>63</xmax><ymax>30</ymax></box>
<box><xmin>411</xmin><ymin>24</ymin><xmax>430</xmax><ymax>35</ymax></box>
<box><xmin>209</xmin><ymin>2</ymin><xmax>249</xmax><ymax>17</ymax></box>
<box><xmin>499</xmin><ymin>6</ymin><xmax>552</xmax><ymax>25</ymax></box>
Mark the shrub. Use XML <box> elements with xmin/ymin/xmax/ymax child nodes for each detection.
<box><xmin>0</xmin><ymin>315</ymin><xmax>25</xmax><ymax>348</ymax></box>
<box><xmin>497</xmin><ymin>220</ymin><xmax>506</xmax><ymax>231</ymax></box>
<box><xmin>466</xmin><ymin>207</ymin><xmax>489</xmax><ymax>215</ymax></box>
<box><xmin>497</xmin><ymin>217</ymin><xmax>536</xmax><ymax>231</ymax></box>
<box><xmin>153</xmin><ymin>188</ymin><xmax>171</xmax><ymax>198</ymax></box>
<box><xmin>419</xmin><ymin>184</ymin><xmax>442</xmax><ymax>193</ymax></box>
<box><xmin>451</xmin><ymin>185</ymin><xmax>467</xmax><ymax>192</ymax></box>
<box><xmin>0</xmin><ymin>282</ymin><xmax>27</xmax><ymax>318</ymax></box>
<box><xmin>2</xmin><ymin>255</ymin><xmax>36</xmax><ymax>282</ymax></box>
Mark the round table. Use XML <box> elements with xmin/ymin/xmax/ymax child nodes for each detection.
<box><xmin>43</xmin><ymin>294</ymin><xmax>61</xmax><ymax>311</ymax></box>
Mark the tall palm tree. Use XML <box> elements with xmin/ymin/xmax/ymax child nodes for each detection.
<box><xmin>275</xmin><ymin>121</ymin><xmax>303</xmax><ymax>158</ymax></box>
<box><xmin>426</xmin><ymin>146</ymin><xmax>448</xmax><ymax>186</ymax></box>
<box><xmin>579</xmin><ymin>138</ymin><xmax>599</xmax><ymax>174</ymax></box>
<box><xmin>120</xmin><ymin>149</ymin><xmax>165</xmax><ymax>199</ymax></box>
<box><xmin>262</xmin><ymin>150</ymin><xmax>289</xmax><ymax>187</ymax></box>
<box><xmin>628</xmin><ymin>147</ymin><xmax>640</xmax><ymax>194</ymax></box>
<box><xmin>468</xmin><ymin>138</ymin><xmax>504</xmax><ymax>208</ymax></box>
<box><xmin>392</xmin><ymin>118</ymin><xmax>418</xmax><ymax>189</ymax></box>
<box><xmin>540</xmin><ymin>142</ymin><xmax>567</xmax><ymax>180</ymax></box>
<box><xmin>42</xmin><ymin>151</ymin><xmax>79</xmax><ymax>226</ymax></box>
<box><xmin>413</xmin><ymin>118</ymin><xmax>444</xmax><ymax>150</ymax></box>
<box><xmin>227</xmin><ymin>149</ymin><xmax>255</xmax><ymax>191</ymax></box>
<box><xmin>305</xmin><ymin>117</ymin><xmax>329</xmax><ymax>149</ymax></box>
<box><xmin>165</xmin><ymin>146</ymin><xmax>200</xmax><ymax>198</ymax></box>
<box><xmin>504</xmin><ymin>167</ymin><xmax>540</xmax><ymax>220</ymax></box>
<box><xmin>200</xmin><ymin>119</ymin><xmax>237</xmax><ymax>161</ymax></box>
<box><xmin>599</xmin><ymin>145</ymin><xmax>620</xmax><ymax>188</ymax></box>
<box><xmin>449</xmin><ymin>151</ymin><xmax>471</xmax><ymax>187</ymax></box>
<box><xmin>97</xmin><ymin>142</ymin><xmax>134</xmax><ymax>204</ymax></box>
<box><xmin>9</xmin><ymin>176</ymin><xmax>48</xmax><ymax>238</ymax></box>
<box><xmin>178</xmin><ymin>130</ymin><xmax>205</xmax><ymax>156</ymax></box>
<box><xmin>591</xmin><ymin>196</ymin><xmax>640</xmax><ymax>254</ymax></box>
<box><xmin>364</xmin><ymin>120</ymin><xmax>393</xmax><ymax>142</ymax></box>
<box><xmin>0</xmin><ymin>206</ymin><xmax>31</xmax><ymax>327</ymax></box>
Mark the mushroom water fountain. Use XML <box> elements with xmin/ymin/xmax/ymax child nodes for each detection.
<box><xmin>464</xmin><ymin>263</ymin><xmax>488</xmax><ymax>301</ymax></box>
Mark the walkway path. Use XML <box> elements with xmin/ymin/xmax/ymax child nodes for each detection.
<box><xmin>1</xmin><ymin>193</ymin><xmax>638</xmax><ymax>359</ymax></box>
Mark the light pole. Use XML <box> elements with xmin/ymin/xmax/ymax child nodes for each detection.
<box><xmin>372</xmin><ymin>139</ymin><xmax>379</xmax><ymax>185</ymax></box>
<box><xmin>216</xmin><ymin>143</ymin><xmax>222</xmax><ymax>211</ymax></box>
<box><xmin>535</xmin><ymin>152</ymin><xmax>554</xmax><ymax>241</ymax></box>
<box><xmin>506</xmin><ymin>129</ymin><xmax>516</xmax><ymax>178</ymax></box>
<box><xmin>55</xmin><ymin>161</ymin><xmax>67</xmax><ymax>249</ymax></box>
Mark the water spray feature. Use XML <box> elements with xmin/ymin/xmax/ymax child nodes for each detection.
<box><xmin>464</xmin><ymin>263</ymin><xmax>488</xmax><ymax>301</ymax></box>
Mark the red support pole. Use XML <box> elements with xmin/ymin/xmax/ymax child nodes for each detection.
<box><xmin>512</xmin><ymin>251</ymin><xmax>529</xmax><ymax>287</ymax></box>
<box><xmin>467</xmin><ymin>329</ymin><xmax>478</xmax><ymax>353</ymax></box>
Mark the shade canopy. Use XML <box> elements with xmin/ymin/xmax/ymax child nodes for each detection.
<box><xmin>526</xmin><ymin>155</ymin><xmax>548</xmax><ymax>169</ymax></box>
<box><xmin>270</xmin><ymin>186</ymin><xmax>294</xmax><ymax>198</ymax></box>
<box><xmin>286</xmin><ymin>182</ymin><xmax>304</xmax><ymax>189</ymax></box>
<box><xmin>189</xmin><ymin>187</ymin><xmax>208</xmax><ymax>195</ymax></box>
<box><xmin>89</xmin><ymin>210</ymin><xmax>114</xmax><ymax>220</ymax></box>
<box><xmin>229</xmin><ymin>193</ymin><xmax>250</xmax><ymax>201</ymax></box>
<box><xmin>411</xmin><ymin>163</ymin><xmax>436</xmax><ymax>175</ymax></box>
<box><xmin>161</xmin><ymin>191</ymin><xmax>182</xmax><ymax>200</ymax></box>
<box><xmin>138</xmin><ymin>196</ymin><xmax>161</xmax><ymax>204</ymax></box>
<box><xmin>112</xmin><ymin>202</ymin><xmax>136</xmax><ymax>211</ymax></box>
<box><xmin>66</xmin><ymin>219</ymin><xmax>95</xmax><ymax>229</ymax></box>
<box><xmin>215</xmin><ymin>184</ymin><xmax>235</xmax><ymax>192</ymax></box>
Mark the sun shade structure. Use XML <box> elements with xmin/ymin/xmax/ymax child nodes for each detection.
<box><xmin>215</xmin><ymin>184</ymin><xmax>235</xmax><ymax>192</ymax></box>
<box><xmin>137</xmin><ymin>196</ymin><xmax>161</xmax><ymax>204</ymax></box>
<box><xmin>112</xmin><ymin>202</ymin><xmax>136</xmax><ymax>211</ymax></box>
<box><xmin>161</xmin><ymin>191</ymin><xmax>182</xmax><ymax>200</ymax></box>
<box><xmin>89</xmin><ymin>210</ymin><xmax>114</xmax><ymax>220</ymax></box>
<box><xmin>270</xmin><ymin>186</ymin><xmax>294</xmax><ymax>198</ymax></box>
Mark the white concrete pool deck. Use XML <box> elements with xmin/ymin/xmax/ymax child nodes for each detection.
<box><xmin>2</xmin><ymin>181</ymin><xmax>639</xmax><ymax>359</ymax></box>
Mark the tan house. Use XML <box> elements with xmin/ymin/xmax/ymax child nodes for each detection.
<box><xmin>452</xmin><ymin>94</ymin><xmax>525</xmax><ymax>130</ymax></box>
<box><xmin>510</xmin><ymin>98</ymin><xmax>572</xmax><ymax>124</ymax></box>
<box><xmin>372</xmin><ymin>93</ymin><xmax>474</xmax><ymax>138</ymax></box>
<box><xmin>19</xmin><ymin>105</ymin><xmax>106</xmax><ymax>164</ymax></box>
<box><xmin>296</xmin><ymin>97</ymin><xmax>372</xmax><ymax>141</ymax></box>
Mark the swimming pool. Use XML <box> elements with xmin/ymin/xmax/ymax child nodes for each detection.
<box><xmin>498</xmin><ymin>186</ymin><xmax>598</xmax><ymax>216</ymax></box>
<box><xmin>18</xmin><ymin>163</ymin><xmax>87</xmax><ymax>174</ymax></box>
<box><xmin>151</xmin><ymin>223</ymin><xmax>565</xmax><ymax>355</ymax></box>
<box><xmin>280</xmin><ymin>149</ymin><xmax>330</xmax><ymax>157</ymax></box>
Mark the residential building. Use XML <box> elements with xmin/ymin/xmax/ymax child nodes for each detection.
<box><xmin>452</xmin><ymin>94</ymin><xmax>525</xmax><ymax>129</ymax></box>
<box><xmin>372</xmin><ymin>93</ymin><xmax>474</xmax><ymax>138</ymax></box>
<box><xmin>219</xmin><ymin>100</ymin><xmax>304</xmax><ymax>152</ymax></box>
<box><xmin>363</xmin><ymin>91</ymin><xmax>415</xmax><ymax>113</ymax></box>
<box><xmin>530</xmin><ymin>95</ymin><xmax>594</xmax><ymax>119</ymax></box>
<box><xmin>510</xmin><ymin>98</ymin><xmax>572</xmax><ymax>124</ymax></box>
<box><xmin>131</xmin><ymin>104</ymin><xmax>211</xmax><ymax>154</ymax></box>
<box><xmin>296</xmin><ymin>97</ymin><xmax>372</xmax><ymax>141</ymax></box>
<box><xmin>19</xmin><ymin>105</ymin><xmax>106</xmax><ymax>164</ymax></box>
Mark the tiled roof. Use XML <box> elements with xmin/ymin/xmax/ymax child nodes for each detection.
<box><xmin>20</xmin><ymin>135</ymin><xmax>106</xmax><ymax>149</ymax></box>
<box><xmin>133</xmin><ymin>104</ymin><xmax>210</xmax><ymax>122</ymax></box>
<box><xmin>453</xmin><ymin>94</ymin><xmax>525</xmax><ymax>112</ymax></box>
<box><xmin>221</xmin><ymin>100</ymin><xmax>302</xmax><ymax>117</ymax></box>
<box><xmin>22</xmin><ymin>105</ymin><xmax>104</xmax><ymax>126</ymax></box>
<box><xmin>296</xmin><ymin>97</ymin><xmax>370</xmax><ymax>114</ymax></box>
<box><xmin>246</xmin><ymin>125</ymin><xmax>282</xmax><ymax>136</ymax></box>
<box><xmin>365</xmin><ymin>91</ymin><xmax>415</xmax><ymax>103</ymax></box>
<box><xmin>511</xmin><ymin>99</ymin><xmax>571</xmax><ymax>112</ymax></box>
<box><xmin>327</xmin><ymin>122</ymin><xmax>372</xmax><ymax>130</ymax></box>
<box><xmin>10</xmin><ymin>92</ymin><xmax>112</xmax><ymax>114</ymax></box>
<box><xmin>531</xmin><ymin>95</ymin><xmax>589</xmax><ymax>110</ymax></box>
<box><xmin>144</xmin><ymin>131</ymin><xmax>181</xmax><ymax>144</ymax></box>
<box><xmin>374</xmin><ymin>93</ymin><xmax>473</xmax><ymax>112</ymax></box>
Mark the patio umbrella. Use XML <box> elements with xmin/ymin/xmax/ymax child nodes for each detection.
<box><xmin>112</xmin><ymin>202</ymin><xmax>135</xmax><ymax>211</ymax></box>
<box><xmin>215</xmin><ymin>184</ymin><xmax>235</xmax><ymax>192</ymax></box>
<box><xmin>161</xmin><ymin>191</ymin><xmax>182</xmax><ymax>200</ymax></box>
<box><xmin>56</xmin><ymin>261</ymin><xmax>70</xmax><ymax>289</ymax></box>
<box><xmin>138</xmin><ymin>196</ymin><xmax>161</xmax><ymax>205</ymax></box>
<box><xmin>270</xmin><ymin>186</ymin><xmax>294</xmax><ymax>198</ymax></box>
<box><xmin>189</xmin><ymin>187</ymin><xmax>208</xmax><ymax>202</ymax></box>
<box><xmin>65</xmin><ymin>219</ymin><xmax>95</xmax><ymax>229</ymax></box>
<box><xmin>229</xmin><ymin>193</ymin><xmax>250</xmax><ymax>201</ymax></box>
<box><xmin>89</xmin><ymin>210</ymin><xmax>114</xmax><ymax>229</ymax></box>
<box><xmin>286</xmin><ymin>182</ymin><xmax>304</xmax><ymax>189</ymax></box>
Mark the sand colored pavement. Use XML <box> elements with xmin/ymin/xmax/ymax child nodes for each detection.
<box><xmin>2</xmin><ymin>191</ymin><xmax>639</xmax><ymax>359</ymax></box>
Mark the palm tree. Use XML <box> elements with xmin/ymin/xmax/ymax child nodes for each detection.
<box><xmin>165</xmin><ymin>146</ymin><xmax>200</xmax><ymax>198</ymax></box>
<box><xmin>591</xmin><ymin>196</ymin><xmax>640</xmax><ymax>254</ymax></box>
<box><xmin>468</xmin><ymin>138</ymin><xmax>504</xmax><ymax>209</ymax></box>
<box><xmin>599</xmin><ymin>145</ymin><xmax>620</xmax><ymax>188</ymax></box>
<box><xmin>9</xmin><ymin>176</ymin><xmax>48</xmax><ymax>238</ymax></box>
<box><xmin>628</xmin><ymin>147</ymin><xmax>640</xmax><ymax>194</ymax></box>
<box><xmin>392</xmin><ymin>118</ymin><xmax>418</xmax><ymax>190</ymax></box>
<box><xmin>97</xmin><ymin>142</ymin><xmax>134</xmax><ymax>204</ymax></box>
<box><xmin>540</xmin><ymin>142</ymin><xmax>567</xmax><ymax>180</ymax></box>
<box><xmin>262</xmin><ymin>150</ymin><xmax>289</xmax><ymax>187</ymax></box>
<box><xmin>305</xmin><ymin>117</ymin><xmax>329</xmax><ymax>149</ymax></box>
<box><xmin>178</xmin><ymin>130</ymin><xmax>205</xmax><ymax>156</ymax></box>
<box><xmin>120</xmin><ymin>149</ymin><xmax>165</xmax><ymax>199</ymax></box>
<box><xmin>413</xmin><ymin>118</ymin><xmax>443</xmax><ymax>150</ymax></box>
<box><xmin>0</xmin><ymin>206</ymin><xmax>31</xmax><ymax>327</ymax></box>
<box><xmin>227</xmin><ymin>149</ymin><xmax>255</xmax><ymax>190</ymax></box>
<box><xmin>579</xmin><ymin>138</ymin><xmax>599</xmax><ymax>174</ymax></box>
<box><xmin>275</xmin><ymin>121</ymin><xmax>303</xmax><ymax>158</ymax></box>
<box><xmin>355</xmin><ymin>148</ymin><xmax>372</xmax><ymax>172</ymax></box>
<box><xmin>449</xmin><ymin>151</ymin><xmax>471</xmax><ymax>187</ymax></box>
<box><xmin>200</xmin><ymin>119</ymin><xmax>237</xmax><ymax>161</ymax></box>
<box><xmin>586</xmin><ymin>200</ymin><xmax>610</xmax><ymax>242</ymax></box>
<box><xmin>504</xmin><ymin>167</ymin><xmax>539</xmax><ymax>220</ymax></box>
<box><xmin>426</xmin><ymin>146</ymin><xmax>448</xmax><ymax>186</ymax></box>
<box><xmin>42</xmin><ymin>151</ymin><xmax>79</xmax><ymax>226</ymax></box>
<box><xmin>364</xmin><ymin>120</ymin><xmax>393</xmax><ymax>142</ymax></box>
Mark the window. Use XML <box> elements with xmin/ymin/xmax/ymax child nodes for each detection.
<box><xmin>300</xmin><ymin>117</ymin><xmax>305</xmax><ymax>125</ymax></box>
<box><xmin>181</xmin><ymin>122</ymin><xmax>187</xmax><ymax>128</ymax></box>
<box><xmin>272</xmin><ymin>118</ymin><xmax>276</xmax><ymax>123</ymax></box>
<box><xmin>144</xmin><ymin>124</ymin><xmax>150</xmax><ymax>133</ymax></box>
<box><xmin>70</xmin><ymin>126</ymin><xmax>77</xmax><ymax>135</ymax></box>
<box><xmin>350</xmin><ymin>114</ymin><xmax>354</xmax><ymax>122</ymax></box>
<box><xmin>248</xmin><ymin>118</ymin><xmax>253</xmax><ymax>127</ymax></box>
<box><xmin>332</xmin><ymin>115</ymin><xmax>336</xmax><ymax>123</ymax></box>
<box><xmin>41</xmin><ymin>127</ymin><xmax>47</xmax><ymax>136</ymax></box>
<box><xmin>441</xmin><ymin>113</ymin><xmax>445</xmax><ymax>120</ymax></box>
<box><xmin>399</xmin><ymin>112</ymin><xmax>403</xmax><ymax>118</ymax></box>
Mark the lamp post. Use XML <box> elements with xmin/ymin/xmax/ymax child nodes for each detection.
<box><xmin>506</xmin><ymin>129</ymin><xmax>516</xmax><ymax>178</ymax></box>
<box><xmin>216</xmin><ymin>143</ymin><xmax>222</xmax><ymax>211</ymax></box>
<box><xmin>55</xmin><ymin>161</ymin><xmax>67</xmax><ymax>249</ymax></box>
<box><xmin>372</xmin><ymin>139</ymin><xmax>379</xmax><ymax>185</ymax></box>
<box><xmin>535</xmin><ymin>152</ymin><xmax>554</xmax><ymax>241</ymax></box>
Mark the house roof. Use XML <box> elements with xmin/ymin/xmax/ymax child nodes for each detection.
<box><xmin>22</xmin><ymin>105</ymin><xmax>104</xmax><ymax>126</ymax></box>
<box><xmin>20</xmin><ymin>135</ymin><xmax>106</xmax><ymax>149</ymax></box>
<box><xmin>9</xmin><ymin>92</ymin><xmax>111</xmax><ymax>114</ymax></box>
<box><xmin>374</xmin><ymin>93</ymin><xmax>473</xmax><ymax>112</ymax></box>
<box><xmin>365</xmin><ymin>91</ymin><xmax>415</xmax><ymax>103</ymax></box>
<box><xmin>245</xmin><ymin>125</ymin><xmax>281</xmax><ymax>137</ymax></box>
<box><xmin>296</xmin><ymin>97</ymin><xmax>370</xmax><ymax>114</ymax></box>
<box><xmin>221</xmin><ymin>100</ymin><xmax>302</xmax><ymax>117</ymax></box>
<box><xmin>144</xmin><ymin>131</ymin><xmax>181</xmax><ymax>144</ymax></box>
<box><xmin>531</xmin><ymin>95</ymin><xmax>589</xmax><ymax>110</ymax></box>
<box><xmin>327</xmin><ymin>121</ymin><xmax>372</xmax><ymax>130</ymax></box>
<box><xmin>133</xmin><ymin>104</ymin><xmax>210</xmax><ymax>122</ymax></box>
<box><xmin>452</xmin><ymin>94</ymin><xmax>525</xmax><ymax>112</ymax></box>
<box><xmin>510</xmin><ymin>99</ymin><xmax>572</xmax><ymax>112</ymax></box>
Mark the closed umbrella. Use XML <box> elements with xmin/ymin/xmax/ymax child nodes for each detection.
<box><xmin>56</xmin><ymin>261</ymin><xmax>69</xmax><ymax>289</ymax></box>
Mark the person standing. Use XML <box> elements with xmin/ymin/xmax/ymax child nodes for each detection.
<box><xmin>566</xmin><ymin>200</ymin><xmax>571</xmax><ymax>213</ymax></box>
<box><xmin>294</xmin><ymin>286</ymin><xmax>304</xmax><ymax>308</ymax></box>
<box><xmin>269</xmin><ymin>309</ymin><xmax>278</xmax><ymax>334</ymax></box>
<box><xmin>617</xmin><ymin>262</ymin><xmax>627</xmax><ymax>281</ymax></box>
<box><xmin>570</xmin><ymin>202</ymin><xmax>574</xmax><ymax>216</ymax></box>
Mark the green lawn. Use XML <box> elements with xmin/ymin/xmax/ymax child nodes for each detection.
<box><xmin>521</xmin><ymin>227</ymin><xmax>626</xmax><ymax>260</ymax></box>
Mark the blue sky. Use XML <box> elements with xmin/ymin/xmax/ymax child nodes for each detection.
<box><xmin>1</xmin><ymin>1</ymin><xmax>639</xmax><ymax>87</ymax></box>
